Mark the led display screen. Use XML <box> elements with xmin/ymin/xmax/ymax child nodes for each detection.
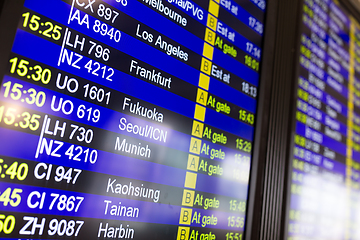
<box><xmin>287</xmin><ymin>0</ymin><xmax>360</xmax><ymax>239</ymax></box>
<box><xmin>0</xmin><ymin>0</ymin><xmax>266</xmax><ymax>239</ymax></box>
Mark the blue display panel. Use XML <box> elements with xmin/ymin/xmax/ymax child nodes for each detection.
<box><xmin>0</xmin><ymin>0</ymin><xmax>266</xmax><ymax>239</ymax></box>
<box><xmin>287</xmin><ymin>0</ymin><xmax>360</xmax><ymax>239</ymax></box>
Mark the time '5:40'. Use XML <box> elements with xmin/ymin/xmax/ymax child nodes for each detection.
<box><xmin>0</xmin><ymin>159</ymin><xmax>28</xmax><ymax>181</ymax></box>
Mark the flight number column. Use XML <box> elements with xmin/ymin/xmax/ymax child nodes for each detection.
<box><xmin>0</xmin><ymin>2</ymin><xmax>121</xmax><ymax>238</ymax></box>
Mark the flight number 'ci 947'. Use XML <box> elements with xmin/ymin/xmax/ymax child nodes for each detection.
<box><xmin>34</xmin><ymin>162</ymin><xmax>82</xmax><ymax>184</ymax></box>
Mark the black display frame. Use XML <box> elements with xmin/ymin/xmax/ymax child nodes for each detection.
<box><xmin>246</xmin><ymin>0</ymin><xmax>303</xmax><ymax>238</ymax></box>
<box><xmin>243</xmin><ymin>0</ymin><xmax>280</xmax><ymax>238</ymax></box>
<box><xmin>282</xmin><ymin>0</ymin><xmax>309</xmax><ymax>237</ymax></box>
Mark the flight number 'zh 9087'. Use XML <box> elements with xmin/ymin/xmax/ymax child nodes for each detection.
<box><xmin>19</xmin><ymin>217</ymin><xmax>84</xmax><ymax>237</ymax></box>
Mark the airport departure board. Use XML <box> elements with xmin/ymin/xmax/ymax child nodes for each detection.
<box><xmin>287</xmin><ymin>0</ymin><xmax>360</xmax><ymax>239</ymax></box>
<box><xmin>0</xmin><ymin>0</ymin><xmax>266</xmax><ymax>239</ymax></box>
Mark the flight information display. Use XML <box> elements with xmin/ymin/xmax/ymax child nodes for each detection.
<box><xmin>0</xmin><ymin>0</ymin><xmax>266</xmax><ymax>239</ymax></box>
<box><xmin>287</xmin><ymin>0</ymin><xmax>360</xmax><ymax>239</ymax></box>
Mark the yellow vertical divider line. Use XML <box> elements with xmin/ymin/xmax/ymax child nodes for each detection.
<box><xmin>178</xmin><ymin>3</ymin><xmax>218</xmax><ymax>238</ymax></box>
<box><xmin>179</xmin><ymin>1</ymin><xmax>221</xmax><ymax>238</ymax></box>
<box><xmin>346</xmin><ymin>16</ymin><xmax>356</xmax><ymax>240</ymax></box>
